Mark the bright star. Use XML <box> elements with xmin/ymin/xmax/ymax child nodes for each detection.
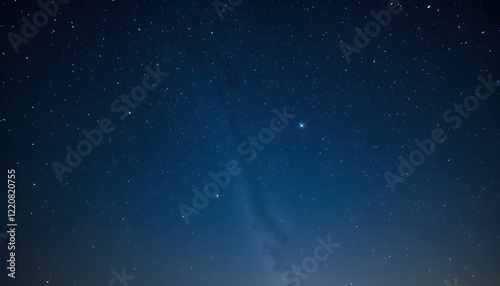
<box><xmin>297</xmin><ymin>122</ymin><xmax>305</xmax><ymax>129</ymax></box>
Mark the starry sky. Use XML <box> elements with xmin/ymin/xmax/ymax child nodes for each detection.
<box><xmin>0</xmin><ymin>0</ymin><xmax>500</xmax><ymax>285</ymax></box>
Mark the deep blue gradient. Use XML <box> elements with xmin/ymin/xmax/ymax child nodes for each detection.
<box><xmin>0</xmin><ymin>1</ymin><xmax>499</xmax><ymax>285</ymax></box>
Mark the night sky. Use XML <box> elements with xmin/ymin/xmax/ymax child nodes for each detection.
<box><xmin>1</xmin><ymin>0</ymin><xmax>500</xmax><ymax>285</ymax></box>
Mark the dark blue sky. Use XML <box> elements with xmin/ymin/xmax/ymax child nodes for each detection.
<box><xmin>0</xmin><ymin>0</ymin><xmax>499</xmax><ymax>285</ymax></box>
